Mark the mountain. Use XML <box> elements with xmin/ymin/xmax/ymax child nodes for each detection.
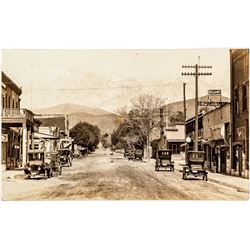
<box><xmin>167</xmin><ymin>95</ymin><xmax>230</xmax><ymax>120</ymax></box>
<box><xmin>34</xmin><ymin>103</ymin><xmax>121</xmax><ymax>133</ymax></box>
<box><xmin>34</xmin><ymin>103</ymin><xmax>112</xmax><ymax>116</ymax></box>
<box><xmin>69</xmin><ymin>112</ymin><xmax>121</xmax><ymax>133</ymax></box>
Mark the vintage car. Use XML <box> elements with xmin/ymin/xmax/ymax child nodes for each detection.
<box><xmin>133</xmin><ymin>149</ymin><xmax>143</xmax><ymax>161</ymax></box>
<box><xmin>58</xmin><ymin>148</ymin><xmax>72</xmax><ymax>167</ymax></box>
<box><xmin>127</xmin><ymin>150</ymin><xmax>135</xmax><ymax>161</ymax></box>
<box><xmin>182</xmin><ymin>151</ymin><xmax>208</xmax><ymax>181</ymax></box>
<box><xmin>155</xmin><ymin>149</ymin><xmax>174</xmax><ymax>171</ymax></box>
<box><xmin>24</xmin><ymin>150</ymin><xmax>52</xmax><ymax>179</ymax></box>
<box><xmin>124</xmin><ymin>148</ymin><xmax>130</xmax><ymax>157</ymax></box>
<box><xmin>46</xmin><ymin>151</ymin><xmax>62</xmax><ymax>176</ymax></box>
<box><xmin>79</xmin><ymin>147</ymin><xmax>88</xmax><ymax>157</ymax></box>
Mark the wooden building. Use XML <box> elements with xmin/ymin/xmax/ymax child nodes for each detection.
<box><xmin>1</xmin><ymin>72</ymin><xmax>35</xmax><ymax>169</ymax></box>
<box><xmin>230</xmin><ymin>49</ymin><xmax>249</xmax><ymax>178</ymax></box>
<box><xmin>203</xmin><ymin>103</ymin><xmax>231</xmax><ymax>173</ymax></box>
<box><xmin>185</xmin><ymin>112</ymin><xmax>204</xmax><ymax>151</ymax></box>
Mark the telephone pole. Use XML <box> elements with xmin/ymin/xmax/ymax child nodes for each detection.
<box><xmin>183</xmin><ymin>82</ymin><xmax>187</xmax><ymax>162</ymax></box>
<box><xmin>182</xmin><ymin>64</ymin><xmax>212</xmax><ymax>151</ymax></box>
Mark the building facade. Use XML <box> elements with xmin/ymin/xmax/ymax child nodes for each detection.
<box><xmin>203</xmin><ymin>103</ymin><xmax>231</xmax><ymax>173</ymax></box>
<box><xmin>230</xmin><ymin>49</ymin><xmax>249</xmax><ymax>178</ymax></box>
<box><xmin>185</xmin><ymin>112</ymin><xmax>204</xmax><ymax>152</ymax></box>
<box><xmin>34</xmin><ymin>114</ymin><xmax>70</xmax><ymax>138</ymax></box>
<box><xmin>1</xmin><ymin>72</ymin><xmax>35</xmax><ymax>170</ymax></box>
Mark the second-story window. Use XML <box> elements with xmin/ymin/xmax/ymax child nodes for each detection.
<box><xmin>2</xmin><ymin>96</ymin><xmax>4</xmax><ymax>108</ymax></box>
<box><xmin>242</xmin><ymin>85</ymin><xmax>247</xmax><ymax>112</ymax></box>
<box><xmin>234</xmin><ymin>88</ymin><xmax>239</xmax><ymax>114</ymax></box>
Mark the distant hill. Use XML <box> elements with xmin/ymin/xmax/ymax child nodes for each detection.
<box><xmin>69</xmin><ymin>112</ymin><xmax>121</xmax><ymax>134</ymax></box>
<box><xmin>167</xmin><ymin>95</ymin><xmax>230</xmax><ymax>120</ymax></box>
<box><xmin>34</xmin><ymin>103</ymin><xmax>121</xmax><ymax>134</ymax></box>
<box><xmin>34</xmin><ymin>103</ymin><xmax>112</xmax><ymax>116</ymax></box>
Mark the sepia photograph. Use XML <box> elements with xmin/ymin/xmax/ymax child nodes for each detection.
<box><xmin>1</xmin><ymin>48</ymin><xmax>249</xmax><ymax>201</ymax></box>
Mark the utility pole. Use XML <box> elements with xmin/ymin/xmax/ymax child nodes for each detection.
<box><xmin>159</xmin><ymin>106</ymin><xmax>165</xmax><ymax>148</ymax></box>
<box><xmin>183</xmin><ymin>82</ymin><xmax>187</xmax><ymax>162</ymax></box>
<box><xmin>182</xmin><ymin>64</ymin><xmax>212</xmax><ymax>151</ymax></box>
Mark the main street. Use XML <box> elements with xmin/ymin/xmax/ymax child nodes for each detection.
<box><xmin>2</xmin><ymin>149</ymin><xmax>249</xmax><ymax>201</ymax></box>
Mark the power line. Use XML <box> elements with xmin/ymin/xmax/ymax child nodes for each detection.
<box><xmin>26</xmin><ymin>83</ymin><xmax>177</xmax><ymax>91</ymax></box>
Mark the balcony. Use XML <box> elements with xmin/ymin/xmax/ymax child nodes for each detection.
<box><xmin>1</xmin><ymin>108</ymin><xmax>34</xmax><ymax>127</ymax></box>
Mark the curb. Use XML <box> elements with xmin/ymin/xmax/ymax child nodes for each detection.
<box><xmin>208</xmin><ymin>178</ymin><xmax>249</xmax><ymax>193</ymax></box>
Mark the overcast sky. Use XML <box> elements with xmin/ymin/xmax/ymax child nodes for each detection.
<box><xmin>2</xmin><ymin>49</ymin><xmax>230</xmax><ymax>112</ymax></box>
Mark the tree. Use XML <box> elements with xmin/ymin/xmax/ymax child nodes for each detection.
<box><xmin>101</xmin><ymin>133</ymin><xmax>110</xmax><ymax>149</ymax></box>
<box><xmin>130</xmin><ymin>95</ymin><xmax>164</xmax><ymax>148</ymax></box>
<box><xmin>70</xmin><ymin>122</ymin><xmax>101</xmax><ymax>151</ymax></box>
<box><xmin>111</xmin><ymin>95</ymin><xmax>165</xmax><ymax>155</ymax></box>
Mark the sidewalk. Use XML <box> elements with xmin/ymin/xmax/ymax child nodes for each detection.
<box><xmin>2</xmin><ymin>169</ymin><xmax>25</xmax><ymax>182</ymax></box>
<box><xmin>177</xmin><ymin>160</ymin><xmax>249</xmax><ymax>193</ymax></box>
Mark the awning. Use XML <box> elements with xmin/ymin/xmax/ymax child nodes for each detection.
<box><xmin>34</xmin><ymin>132</ymin><xmax>58</xmax><ymax>139</ymax></box>
<box><xmin>232</xmin><ymin>141</ymin><xmax>243</xmax><ymax>146</ymax></box>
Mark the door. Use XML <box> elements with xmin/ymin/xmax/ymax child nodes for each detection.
<box><xmin>220</xmin><ymin>147</ymin><xmax>227</xmax><ymax>173</ymax></box>
<box><xmin>238</xmin><ymin>146</ymin><xmax>242</xmax><ymax>176</ymax></box>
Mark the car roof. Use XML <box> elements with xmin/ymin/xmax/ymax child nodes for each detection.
<box><xmin>28</xmin><ymin>150</ymin><xmax>45</xmax><ymax>154</ymax></box>
<box><xmin>188</xmin><ymin>151</ymin><xmax>205</xmax><ymax>153</ymax></box>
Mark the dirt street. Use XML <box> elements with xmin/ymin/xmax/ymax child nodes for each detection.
<box><xmin>2</xmin><ymin>149</ymin><xmax>249</xmax><ymax>200</ymax></box>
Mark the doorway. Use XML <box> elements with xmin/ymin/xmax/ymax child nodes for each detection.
<box><xmin>220</xmin><ymin>146</ymin><xmax>227</xmax><ymax>173</ymax></box>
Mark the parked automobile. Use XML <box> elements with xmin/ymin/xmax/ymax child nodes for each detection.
<box><xmin>58</xmin><ymin>148</ymin><xmax>72</xmax><ymax>167</ymax></box>
<box><xmin>46</xmin><ymin>151</ymin><xmax>62</xmax><ymax>176</ymax></box>
<box><xmin>73</xmin><ymin>151</ymin><xmax>82</xmax><ymax>159</ymax></box>
<box><xmin>127</xmin><ymin>150</ymin><xmax>135</xmax><ymax>161</ymax></box>
<box><xmin>79</xmin><ymin>147</ymin><xmax>88</xmax><ymax>157</ymax></box>
<box><xmin>155</xmin><ymin>149</ymin><xmax>174</xmax><ymax>171</ymax></box>
<box><xmin>24</xmin><ymin>150</ymin><xmax>52</xmax><ymax>179</ymax></box>
<box><xmin>133</xmin><ymin>149</ymin><xmax>143</xmax><ymax>161</ymax></box>
<box><xmin>183</xmin><ymin>151</ymin><xmax>208</xmax><ymax>181</ymax></box>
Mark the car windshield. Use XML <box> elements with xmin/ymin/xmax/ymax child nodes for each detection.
<box><xmin>189</xmin><ymin>153</ymin><xmax>204</xmax><ymax>160</ymax></box>
<box><xmin>28</xmin><ymin>153</ymin><xmax>44</xmax><ymax>161</ymax></box>
<box><xmin>159</xmin><ymin>151</ymin><xmax>169</xmax><ymax>156</ymax></box>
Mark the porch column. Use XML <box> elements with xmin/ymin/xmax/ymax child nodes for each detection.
<box><xmin>31</xmin><ymin>129</ymin><xmax>34</xmax><ymax>149</ymax></box>
<box><xmin>22</xmin><ymin>123</ymin><xmax>27</xmax><ymax>168</ymax></box>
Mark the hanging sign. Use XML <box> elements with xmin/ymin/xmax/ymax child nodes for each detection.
<box><xmin>1</xmin><ymin>134</ymin><xmax>8</xmax><ymax>142</ymax></box>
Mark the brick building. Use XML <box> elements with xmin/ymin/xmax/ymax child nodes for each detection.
<box><xmin>230</xmin><ymin>49</ymin><xmax>249</xmax><ymax>178</ymax></box>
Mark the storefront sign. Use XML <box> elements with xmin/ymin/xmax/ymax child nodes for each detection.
<box><xmin>1</xmin><ymin>134</ymin><xmax>8</xmax><ymax>142</ymax></box>
<box><xmin>198</xmin><ymin>101</ymin><xmax>228</xmax><ymax>107</ymax></box>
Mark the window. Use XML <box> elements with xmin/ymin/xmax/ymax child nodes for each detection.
<box><xmin>242</xmin><ymin>85</ymin><xmax>247</xmax><ymax>112</ymax></box>
<box><xmin>12</xmin><ymin>99</ymin><xmax>15</xmax><ymax>108</ymax></box>
<box><xmin>171</xmin><ymin>144</ymin><xmax>180</xmax><ymax>154</ymax></box>
<box><xmin>2</xmin><ymin>95</ymin><xmax>5</xmax><ymax>108</ymax></box>
<box><xmin>234</xmin><ymin>88</ymin><xmax>239</xmax><ymax>113</ymax></box>
<box><xmin>8</xmin><ymin>96</ymin><xmax>11</xmax><ymax>108</ymax></box>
